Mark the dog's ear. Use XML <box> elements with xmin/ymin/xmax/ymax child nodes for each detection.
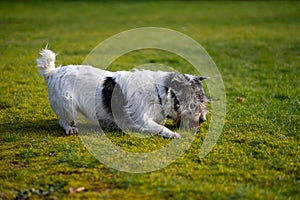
<box><xmin>184</xmin><ymin>74</ymin><xmax>210</xmax><ymax>82</ymax></box>
<box><xmin>198</xmin><ymin>76</ymin><xmax>210</xmax><ymax>81</ymax></box>
<box><xmin>167</xmin><ymin>88</ymin><xmax>180</xmax><ymax>111</ymax></box>
<box><xmin>193</xmin><ymin>76</ymin><xmax>210</xmax><ymax>83</ymax></box>
<box><xmin>155</xmin><ymin>84</ymin><xmax>167</xmax><ymax>98</ymax></box>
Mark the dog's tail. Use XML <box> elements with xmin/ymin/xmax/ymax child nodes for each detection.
<box><xmin>36</xmin><ymin>46</ymin><xmax>57</xmax><ymax>79</ymax></box>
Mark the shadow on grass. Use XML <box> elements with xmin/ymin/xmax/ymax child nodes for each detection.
<box><xmin>0</xmin><ymin>119</ymin><xmax>65</xmax><ymax>137</ymax></box>
<box><xmin>0</xmin><ymin>118</ymin><xmax>187</xmax><ymax>142</ymax></box>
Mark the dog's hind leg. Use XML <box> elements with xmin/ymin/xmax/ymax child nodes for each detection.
<box><xmin>50</xmin><ymin>92</ymin><xmax>78</xmax><ymax>134</ymax></box>
<box><xmin>140</xmin><ymin>120</ymin><xmax>181</xmax><ymax>139</ymax></box>
<box><xmin>59</xmin><ymin>117</ymin><xmax>78</xmax><ymax>134</ymax></box>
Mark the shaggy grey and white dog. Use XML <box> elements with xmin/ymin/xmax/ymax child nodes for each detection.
<box><xmin>37</xmin><ymin>48</ymin><xmax>209</xmax><ymax>138</ymax></box>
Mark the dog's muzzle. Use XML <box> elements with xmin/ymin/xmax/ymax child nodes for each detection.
<box><xmin>198</xmin><ymin>115</ymin><xmax>207</xmax><ymax>126</ymax></box>
<box><xmin>199</xmin><ymin>117</ymin><xmax>206</xmax><ymax>124</ymax></box>
<box><xmin>179</xmin><ymin>114</ymin><xmax>207</xmax><ymax>128</ymax></box>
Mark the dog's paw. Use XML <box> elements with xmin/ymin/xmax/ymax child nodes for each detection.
<box><xmin>164</xmin><ymin>131</ymin><xmax>181</xmax><ymax>139</ymax></box>
<box><xmin>65</xmin><ymin>126</ymin><xmax>78</xmax><ymax>135</ymax></box>
<box><xmin>170</xmin><ymin>132</ymin><xmax>181</xmax><ymax>139</ymax></box>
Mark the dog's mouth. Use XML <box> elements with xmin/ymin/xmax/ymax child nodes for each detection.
<box><xmin>176</xmin><ymin>117</ymin><xmax>204</xmax><ymax>128</ymax></box>
<box><xmin>190</xmin><ymin>118</ymin><xmax>206</xmax><ymax>128</ymax></box>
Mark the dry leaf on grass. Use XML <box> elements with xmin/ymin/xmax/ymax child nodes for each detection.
<box><xmin>69</xmin><ymin>187</ymin><xmax>85</xmax><ymax>194</ymax></box>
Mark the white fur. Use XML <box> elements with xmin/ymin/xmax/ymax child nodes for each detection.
<box><xmin>37</xmin><ymin>48</ymin><xmax>208</xmax><ymax>138</ymax></box>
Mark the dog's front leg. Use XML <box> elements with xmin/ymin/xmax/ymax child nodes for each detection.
<box><xmin>59</xmin><ymin>118</ymin><xmax>78</xmax><ymax>135</ymax></box>
<box><xmin>141</xmin><ymin>120</ymin><xmax>181</xmax><ymax>139</ymax></box>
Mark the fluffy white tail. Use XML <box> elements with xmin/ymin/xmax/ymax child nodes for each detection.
<box><xmin>36</xmin><ymin>47</ymin><xmax>57</xmax><ymax>79</ymax></box>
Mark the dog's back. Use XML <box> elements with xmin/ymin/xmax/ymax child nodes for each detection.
<box><xmin>36</xmin><ymin>48</ymin><xmax>208</xmax><ymax>138</ymax></box>
<box><xmin>37</xmin><ymin>48</ymin><xmax>114</xmax><ymax>133</ymax></box>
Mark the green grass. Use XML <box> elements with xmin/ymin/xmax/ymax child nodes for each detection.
<box><xmin>1</xmin><ymin>1</ymin><xmax>299</xmax><ymax>199</ymax></box>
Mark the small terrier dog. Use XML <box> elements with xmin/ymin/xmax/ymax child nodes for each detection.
<box><xmin>37</xmin><ymin>48</ymin><xmax>209</xmax><ymax>138</ymax></box>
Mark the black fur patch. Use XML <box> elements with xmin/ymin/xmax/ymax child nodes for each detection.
<box><xmin>170</xmin><ymin>90</ymin><xmax>180</xmax><ymax>111</ymax></box>
<box><xmin>102</xmin><ymin>77</ymin><xmax>116</xmax><ymax>115</ymax></box>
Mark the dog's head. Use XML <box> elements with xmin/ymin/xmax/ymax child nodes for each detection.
<box><xmin>164</xmin><ymin>73</ymin><xmax>209</xmax><ymax>128</ymax></box>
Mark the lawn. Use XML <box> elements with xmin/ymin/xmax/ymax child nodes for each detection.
<box><xmin>0</xmin><ymin>1</ymin><xmax>299</xmax><ymax>199</ymax></box>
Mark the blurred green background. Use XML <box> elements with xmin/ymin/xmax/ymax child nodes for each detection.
<box><xmin>0</xmin><ymin>1</ymin><xmax>299</xmax><ymax>199</ymax></box>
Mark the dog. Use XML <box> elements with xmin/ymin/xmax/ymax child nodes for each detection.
<box><xmin>37</xmin><ymin>48</ymin><xmax>209</xmax><ymax>138</ymax></box>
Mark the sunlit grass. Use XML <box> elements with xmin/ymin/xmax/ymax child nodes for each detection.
<box><xmin>0</xmin><ymin>1</ymin><xmax>299</xmax><ymax>199</ymax></box>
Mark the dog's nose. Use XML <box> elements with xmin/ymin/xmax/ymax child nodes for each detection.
<box><xmin>199</xmin><ymin>117</ymin><xmax>206</xmax><ymax>124</ymax></box>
